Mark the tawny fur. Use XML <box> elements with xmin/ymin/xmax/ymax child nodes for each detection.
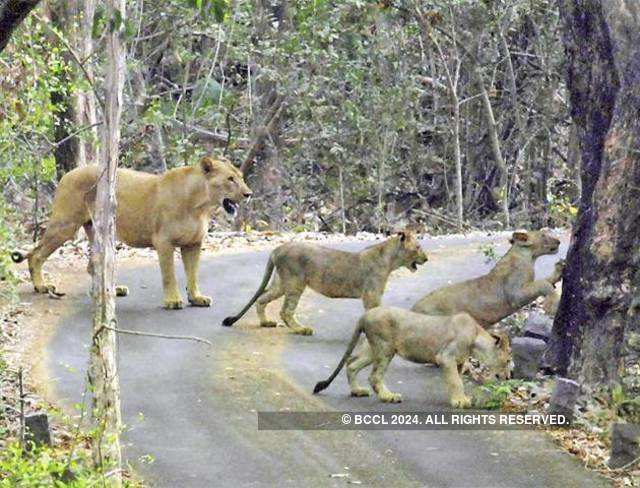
<box><xmin>13</xmin><ymin>156</ymin><xmax>251</xmax><ymax>309</ymax></box>
<box><xmin>412</xmin><ymin>230</ymin><xmax>564</xmax><ymax>326</ymax></box>
<box><xmin>314</xmin><ymin>306</ymin><xmax>512</xmax><ymax>407</ymax></box>
<box><xmin>222</xmin><ymin>231</ymin><xmax>428</xmax><ymax>335</ymax></box>
<box><xmin>343</xmin><ymin>230</ymin><xmax>562</xmax><ymax>392</ymax></box>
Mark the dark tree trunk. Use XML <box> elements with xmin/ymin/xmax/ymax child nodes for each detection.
<box><xmin>0</xmin><ymin>0</ymin><xmax>41</xmax><ymax>53</ymax></box>
<box><xmin>50</xmin><ymin>86</ymin><xmax>80</xmax><ymax>179</ymax></box>
<box><xmin>546</xmin><ymin>0</ymin><xmax>640</xmax><ymax>389</ymax></box>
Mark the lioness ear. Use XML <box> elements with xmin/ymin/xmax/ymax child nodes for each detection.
<box><xmin>510</xmin><ymin>231</ymin><xmax>530</xmax><ymax>245</ymax></box>
<box><xmin>200</xmin><ymin>157</ymin><xmax>217</xmax><ymax>175</ymax></box>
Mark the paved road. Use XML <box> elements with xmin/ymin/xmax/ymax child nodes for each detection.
<box><xmin>43</xmin><ymin>234</ymin><xmax>609</xmax><ymax>487</ymax></box>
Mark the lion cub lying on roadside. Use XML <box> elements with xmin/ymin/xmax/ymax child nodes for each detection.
<box><xmin>222</xmin><ymin>231</ymin><xmax>428</xmax><ymax>335</ymax></box>
<box><xmin>314</xmin><ymin>307</ymin><xmax>512</xmax><ymax>407</ymax></box>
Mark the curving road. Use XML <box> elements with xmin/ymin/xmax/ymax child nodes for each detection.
<box><xmin>42</xmin><ymin>234</ymin><xmax>609</xmax><ymax>487</ymax></box>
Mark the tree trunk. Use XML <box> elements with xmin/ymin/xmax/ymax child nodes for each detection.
<box><xmin>88</xmin><ymin>0</ymin><xmax>125</xmax><ymax>482</ymax></box>
<box><xmin>546</xmin><ymin>0</ymin><xmax>640</xmax><ymax>390</ymax></box>
<box><xmin>478</xmin><ymin>76</ymin><xmax>510</xmax><ymax>228</ymax></box>
<box><xmin>0</xmin><ymin>0</ymin><xmax>41</xmax><ymax>52</ymax></box>
<box><xmin>73</xmin><ymin>0</ymin><xmax>98</xmax><ymax>166</ymax></box>
<box><xmin>49</xmin><ymin>0</ymin><xmax>98</xmax><ymax>178</ymax></box>
<box><xmin>452</xmin><ymin>96</ymin><xmax>463</xmax><ymax>231</ymax></box>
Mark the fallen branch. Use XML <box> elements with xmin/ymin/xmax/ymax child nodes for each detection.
<box><xmin>102</xmin><ymin>324</ymin><xmax>213</xmax><ymax>346</ymax></box>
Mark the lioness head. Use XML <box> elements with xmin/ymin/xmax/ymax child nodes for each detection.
<box><xmin>396</xmin><ymin>230</ymin><xmax>429</xmax><ymax>272</ymax></box>
<box><xmin>509</xmin><ymin>229</ymin><xmax>560</xmax><ymax>258</ymax></box>
<box><xmin>200</xmin><ymin>156</ymin><xmax>252</xmax><ymax>216</ymax></box>
<box><xmin>476</xmin><ymin>330</ymin><xmax>512</xmax><ymax>382</ymax></box>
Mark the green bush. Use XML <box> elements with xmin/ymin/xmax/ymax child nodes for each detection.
<box><xmin>476</xmin><ymin>379</ymin><xmax>536</xmax><ymax>410</ymax></box>
<box><xmin>0</xmin><ymin>200</ymin><xmax>19</xmax><ymax>300</ymax></box>
<box><xmin>0</xmin><ymin>443</ymin><xmax>102</xmax><ymax>487</ymax></box>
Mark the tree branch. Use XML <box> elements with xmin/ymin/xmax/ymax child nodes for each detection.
<box><xmin>240</xmin><ymin>96</ymin><xmax>286</xmax><ymax>175</ymax></box>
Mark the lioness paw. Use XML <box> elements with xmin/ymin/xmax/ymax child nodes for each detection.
<box><xmin>380</xmin><ymin>392</ymin><xmax>403</xmax><ymax>403</ymax></box>
<box><xmin>188</xmin><ymin>295</ymin><xmax>212</xmax><ymax>307</ymax></box>
<box><xmin>260</xmin><ymin>320</ymin><xmax>278</xmax><ymax>328</ymax></box>
<box><xmin>116</xmin><ymin>285</ymin><xmax>129</xmax><ymax>297</ymax></box>
<box><xmin>164</xmin><ymin>298</ymin><xmax>185</xmax><ymax>310</ymax></box>
<box><xmin>350</xmin><ymin>387</ymin><xmax>371</xmax><ymax>398</ymax></box>
<box><xmin>34</xmin><ymin>283</ymin><xmax>56</xmax><ymax>294</ymax></box>
<box><xmin>450</xmin><ymin>395</ymin><xmax>471</xmax><ymax>409</ymax></box>
<box><xmin>290</xmin><ymin>326</ymin><xmax>314</xmax><ymax>336</ymax></box>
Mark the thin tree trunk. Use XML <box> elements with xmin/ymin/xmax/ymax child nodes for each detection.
<box><xmin>75</xmin><ymin>0</ymin><xmax>98</xmax><ymax>166</ymax></box>
<box><xmin>88</xmin><ymin>0</ymin><xmax>125</xmax><ymax>482</ymax></box>
<box><xmin>452</xmin><ymin>97</ymin><xmax>463</xmax><ymax>230</ymax></box>
<box><xmin>416</xmin><ymin>11</ymin><xmax>464</xmax><ymax>231</ymax></box>
<box><xmin>338</xmin><ymin>164</ymin><xmax>346</xmax><ymax>234</ymax></box>
<box><xmin>49</xmin><ymin>0</ymin><xmax>98</xmax><ymax>176</ymax></box>
<box><xmin>478</xmin><ymin>77</ymin><xmax>510</xmax><ymax>228</ymax></box>
<box><xmin>546</xmin><ymin>0</ymin><xmax>640</xmax><ymax>390</ymax></box>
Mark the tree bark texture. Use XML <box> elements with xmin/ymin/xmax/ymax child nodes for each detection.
<box><xmin>88</xmin><ymin>0</ymin><xmax>125</xmax><ymax>483</ymax></box>
<box><xmin>49</xmin><ymin>0</ymin><xmax>98</xmax><ymax>178</ymax></box>
<box><xmin>547</xmin><ymin>0</ymin><xmax>640</xmax><ymax>390</ymax></box>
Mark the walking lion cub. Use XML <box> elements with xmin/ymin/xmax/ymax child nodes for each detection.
<box><xmin>222</xmin><ymin>231</ymin><xmax>428</xmax><ymax>335</ymax></box>
<box><xmin>314</xmin><ymin>307</ymin><xmax>512</xmax><ymax>407</ymax></box>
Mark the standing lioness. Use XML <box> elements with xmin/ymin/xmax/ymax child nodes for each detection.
<box><xmin>313</xmin><ymin>307</ymin><xmax>512</xmax><ymax>407</ymax></box>
<box><xmin>222</xmin><ymin>231</ymin><xmax>428</xmax><ymax>335</ymax></box>
<box><xmin>12</xmin><ymin>156</ymin><xmax>252</xmax><ymax>309</ymax></box>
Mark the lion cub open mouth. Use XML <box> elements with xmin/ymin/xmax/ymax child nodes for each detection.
<box><xmin>223</xmin><ymin>198</ymin><xmax>239</xmax><ymax>216</ymax></box>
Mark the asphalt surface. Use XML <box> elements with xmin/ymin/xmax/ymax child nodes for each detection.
<box><xmin>42</xmin><ymin>234</ymin><xmax>609</xmax><ymax>487</ymax></box>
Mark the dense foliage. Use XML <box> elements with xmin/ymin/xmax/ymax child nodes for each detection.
<box><xmin>0</xmin><ymin>0</ymin><xmax>577</xmax><ymax>268</ymax></box>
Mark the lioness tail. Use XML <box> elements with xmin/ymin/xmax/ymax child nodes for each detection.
<box><xmin>313</xmin><ymin>318</ymin><xmax>365</xmax><ymax>394</ymax></box>
<box><xmin>10</xmin><ymin>251</ymin><xmax>27</xmax><ymax>263</ymax></box>
<box><xmin>222</xmin><ymin>256</ymin><xmax>275</xmax><ymax>327</ymax></box>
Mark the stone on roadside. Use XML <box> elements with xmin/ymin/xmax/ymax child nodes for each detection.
<box><xmin>24</xmin><ymin>412</ymin><xmax>52</xmax><ymax>449</ymax></box>
<box><xmin>523</xmin><ymin>312</ymin><xmax>554</xmax><ymax>342</ymax></box>
<box><xmin>511</xmin><ymin>337</ymin><xmax>546</xmax><ymax>379</ymax></box>
<box><xmin>609</xmin><ymin>423</ymin><xmax>640</xmax><ymax>469</ymax></box>
<box><xmin>549</xmin><ymin>377</ymin><xmax>580</xmax><ymax>421</ymax></box>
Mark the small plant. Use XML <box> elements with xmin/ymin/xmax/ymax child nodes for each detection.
<box><xmin>476</xmin><ymin>379</ymin><xmax>536</xmax><ymax>410</ymax></box>
<box><xmin>479</xmin><ymin>243</ymin><xmax>498</xmax><ymax>264</ymax></box>
<box><xmin>0</xmin><ymin>443</ymin><xmax>100</xmax><ymax>487</ymax></box>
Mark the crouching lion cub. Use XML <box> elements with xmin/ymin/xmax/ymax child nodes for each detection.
<box><xmin>222</xmin><ymin>231</ymin><xmax>428</xmax><ymax>335</ymax></box>
<box><xmin>314</xmin><ymin>307</ymin><xmax>512</xmax><ymax>408</ymax></box>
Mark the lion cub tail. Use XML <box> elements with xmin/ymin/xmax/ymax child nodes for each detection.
<box><xmin>313</xmin><ymin>319</ymin><xmax>365</xmax><ymax>394</ymax></box>
<box><xmin>10</xmin><ymin>250</ymin><xmax>28</xmax><ymax>264</ymax></box>
<box><xmin>222</xmin><ymin>255</ymin><xmax>275</xmax><ymax>327</ymax></box>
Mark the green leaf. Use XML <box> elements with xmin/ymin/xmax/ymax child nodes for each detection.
<box><xmin>110</xmin><ymin>8</ymin><xmax>123</xmax><ymax>33</ymax></box>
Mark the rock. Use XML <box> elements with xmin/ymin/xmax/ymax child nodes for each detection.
<box><xmin>523</xmin><ymin>312</ymin><xmax>554</xmax><ymax>342</ymax></box>
<box><xmin>609</xmin><ymin>423</ymin><xmax>640</xmax><ymax>469</ymax></box>
<box><xmin>24</xmin><ymin>413</ymin><xmax>52</xmax><ymax>449</ymax></box>
<box><xmin>511</xmin><ymin>337</ymin><xmax>546</xmax><ymax>379</ymax></box>
<box><xmin>549</xmin><ymin>377</ymin><xmax>580</xmax><ymax>421</ymax></box>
